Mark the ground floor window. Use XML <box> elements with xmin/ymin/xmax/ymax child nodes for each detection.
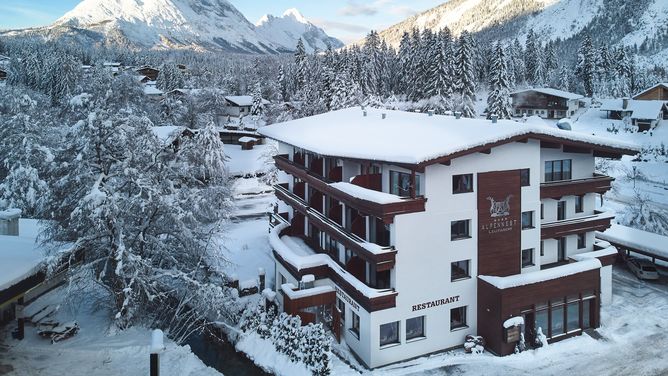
<box><xmin>450</xmin><ymin>306</ymin><xmax>467</xmax><ymax>330</ymax></box>
<box><xmin>406</xmin><ymin>316</ymin><xmax>425</xmax><ymax>340</ymax></box>
<box><xmin>350</xmin><ymin>311</ymin><xmax>360</xmax><ymax>339</ymax></box>
<box><xmin>337</xmin><ymin>298</ymin><xmax>345</xmax><ymax>322</ymax></box>
<box><xmin>532</xmin><ymin>293</ymin><xmax>596</xmax><ymax>339</ymax></box>
<box><xmin>380</xmin><ymin>321</ymin><xmax>399</xmax><ymax>347</ymax></box>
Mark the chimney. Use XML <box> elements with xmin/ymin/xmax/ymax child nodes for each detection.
<box><xmin>491</xmin><ymin>114</ymin><xmax>498</xmax><ymax>124</ymax></box>
<box><xmin>428</xmin><ymin>109</ymin><xmax>435</xmax><ymax>117</ymax></box>
<box><xmin>454</xmin><ymin>111</ymin><xmax>462</xmax><ymax>119</ymax></box>
<box><xmin>381</xmin><ymin>113</ymin><xmax>387</xmax><ymax>119</ymax></box>
<box><xmin>622</xmin><ymin>97</ymin><xmax>629</xmax><ymax>110</ymax></box>
<box><xmin>0</xmin><ymin>208</ymin><xmax>21</xmax><ymax>236</ymax></box>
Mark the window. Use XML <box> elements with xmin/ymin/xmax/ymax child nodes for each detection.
<box><xmin>337</xmin><ymin>298</ymin><xmax>345</xmax><ymax>322</ymax></box>
<box><xmin>551</xmin><ymin>304</ymin><xmax>564</xmax><ymax>336</ymax></box>
<box><xmin>544</xmin><ymin>160</ymin><xmax>572</xmax><ymax>182</ymax></box>
<box><xmin>379</xmin><ymin>321</ymin><xmax>399</xmax><ymax>347</ymax></box>
<box><xmin>557</xmin><ymin>201</ymin><xmax>566</xmax><ymax>220</ymax></box>
<box><xmin>567</xmin><ymin>301</ymin><xmax>580</xmax><ymax>332</ymax></box>
<box><xmin>521</xmin><ymin>211</ymin><xmax>534</xmax><ymax>229</ymax></box>
<box><xmin>350</xmin><ymin>311</ymin><xmax>360</xmax><ymax>338</ymax></box>
<box><xmin>540</xmin><ymin>241</ymin><xmax>544</xmax><ymax>257</ymax></box>
<box><xmin>541</xmin><ymin>204</ymin><xmax>544</xmax><ymax>220</ymax></box>
<box><xmin>451</xmin><ymin>260</ymin><xmax>470</xmax><ymax>281</ymax></box>
<box><xmin>450</xmin><ymin>306</ymin><xmax>467</xmax><ymax>330</ymax></box>
<box><xmin>451</xmin><ymin>220</ymin><xmax>470</xmax><ymax>240</ymax></box>
<box><xmin>575</xmin><ymin>195</ymin><xmax>584</xmax><ymax>213</ymax></box>
<box><xmin>558</xmin><ymin>237</ymin><xmax>567</xmax><ymax>261</ymax></box>
<box><xmin>452</xmin><ymin>174</ymin><xmax>473</xmax><ymax>194</ymax></box>
<box><xmin>577</xmin><ymin>233</ymin><xmax>586</xmax><ymax>249</ymax></box>
<box><xmin>535</xmin><ymin>309</ymin><xmax>548</xmax><ymax>335</ymax></box>
<box><xmin>520</xmin><ymin>169</ymin><xmax>530</xmax><ymax>186</ymax></box>
<box><xmin>345</xmin><ymin>248</ymin><xmax>353</xmax><ymax>264</ymax></box>
<box><xmin>522</xmin><ymin>248</ymin><xmax>534</xmax><ymax>268</ymax></box>
<box><xmin>406</xmin><ymin>316</ymin><xmax>425</xmax><ymax>340</ymax></box>
<box><xmin>279</xmin><ymin>274</ymin><xmax>286</xmax><ymax>286</ymax></box>
<box><xmin>390</xmin><ymin>170</ymin><xmax>420</xmax><ymax>197</ymax></box>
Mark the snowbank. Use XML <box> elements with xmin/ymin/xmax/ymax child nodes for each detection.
<box><xmin>479</xmin><ymin>259</ymin><xmax>602</xmax><ymax>289</ymax></box>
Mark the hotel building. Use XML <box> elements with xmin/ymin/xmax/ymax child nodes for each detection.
<box><xmin>258</xmin><ymin>108</ymin><xmax>637</xmax><ymax>368</ymax></box>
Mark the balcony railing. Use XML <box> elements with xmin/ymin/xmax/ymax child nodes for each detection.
<box><xmin>274</xmin><ymin>154</ymin><xmax>425</xmax><ymax>223</ymax></box>
<box><xmin>541</xmin><ymin>211</ymin><xmax>614</xmax><ymax>239</ymax></box>
<box><xmin>540</xmin><ymin>174</ymin><xmax>614</xmax><ymax>199</ymax></box>
<box><xmin>273</xmin><ymin>184</ymin><xmax>396</xmax><ymax>267</ymax></box>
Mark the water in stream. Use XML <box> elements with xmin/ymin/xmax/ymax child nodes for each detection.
<box><xmin>186</xmin><ymin>330</ymin><xmax>270</xmax><ymax>376</ymax></box>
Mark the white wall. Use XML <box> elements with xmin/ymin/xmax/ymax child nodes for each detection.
<box><xmin>600</xmin><ymin>265</ymin><xmax>612</xmax><ymax>306</ymax></box>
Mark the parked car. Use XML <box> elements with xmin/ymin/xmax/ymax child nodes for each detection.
<box><xmin>626</xmin><ymin>257</ymin><xmax>660</xmax><ymax>280</ymax></box>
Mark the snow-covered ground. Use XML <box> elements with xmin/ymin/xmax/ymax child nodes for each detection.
<box><xmin>0</xmin><ymin>287</ymin><xmax>222</xmax><ymax>376</ymax></box>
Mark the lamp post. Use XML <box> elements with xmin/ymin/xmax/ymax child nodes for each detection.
<box><xmin>150</xmin><ymin>329</ymin><xmax>165</xmax><ymax>376</ymax></box>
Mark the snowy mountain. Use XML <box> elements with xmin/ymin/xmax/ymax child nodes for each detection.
<box><xmin>2</xmin><ymin>0</ymin><xmax>341</xmax><ymax>54</ymax></box>
<box><xmin>255</xmin><ymin>8</ymin><xmax>344</xmax><ymax>53</ymax></box>
<box><xmin>367</xmin><ymin>0</ymin><xmax>668</xmax><ymax>63</ymax></box>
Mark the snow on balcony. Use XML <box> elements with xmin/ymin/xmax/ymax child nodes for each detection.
<box><xmin>270</xmin><ymin>223</ymin><xmax>394</xmax><ymax>299</ymax></box>
<box><xmin>329</xmin><ymin>182</ymin><xmax>404</xmax><ymax>204</ymax></box>
<box><xmin>280</xmin><ymin>283</ymin><xmax>334</xmax><ymax>299</ymax></box>
<box><xmin>479</xmin><ymin>259</ymin><xmax>602</xmax><ymax>290</ymax></box>
<box><xmin>570</xmin><ymin>246</ymin><xmax>618</xmax><ymax>262</ymax></box>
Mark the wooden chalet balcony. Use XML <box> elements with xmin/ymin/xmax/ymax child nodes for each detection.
<box><xmin>540</xmin><ymin>174</ymin><xmax>614</xmax><ymax>199</ymax></box>
<box><xmin>274</xmin><ymin>154</ymin><xmax>425</xmax><ymax>223</ymax></box>
<box><xmin>274</xmin><ymin>184</ymin><xmax>396</xmax><ymax>270</ymax></box>
<box><xmin>541</xmin><ymin>211</ymin><xmax>614</xmax><ymax>240</ymax></box>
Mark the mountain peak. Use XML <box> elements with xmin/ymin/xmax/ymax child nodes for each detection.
<box><xmin>282</xmin><ymin>8</ymin><xmax>308</xmax><ymax>24</ymax></box>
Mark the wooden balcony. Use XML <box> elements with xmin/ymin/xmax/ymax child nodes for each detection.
<box><xmin>273</xmin><ymin>184</ymin><xmax>396</xmax><ymax>268</ymax></box>
<box><xmin>541</xmin><ymin>212</ymin><xmax>614</xmax><ymax>239</ymax></box>
<box><xmin>351</xmin><ymin>173</ymin><xmax>382</xmax><ymax>191</ymax></box>
<box><xmin>274</xmin><ymin>154</ymin><xmax>425</xmax><ymax>223</ymax></box>
<box><xmin>540</xmin><ymin>174</ymin><xmax>614</xmax><ymax>199</ymax></box>
<box><xmin>273</xmin><ymin>249</ymin><xmax>397</xmax><ymax>312</ymax></box>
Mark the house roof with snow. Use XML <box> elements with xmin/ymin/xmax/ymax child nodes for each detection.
<box><xmin>599</xmin><ymin>99</ymin><xmax>665</xmax><ymax>120</ymax></box>
<box><xmin>259</xmin><ymin>108</ymin><xmax>638</xmax><ymax>166</ymax></box>
<box><xmin>143</xmin><ymin>85</ymin><xmax>164</xmax><ymax>96</ymax></box>
<box><xmin>510</xmin><ymin>88</ymin><xmax>584</xmax><ymax>100</ymax></box>
<box><xmin>151</xmin><ymin>126</ymin><xmax>193</xmax><ymax>144</ymax></box>
<box><xmin>225</xmin><ymin>95</ymin><xmax>269</xmax><ymax>107</ymax></box>
<box><xmin>632</xmin><ymin>83</ymin><xmax>668</xmax><ymax>99</ymax></box>
<box><xmin>0</xmin><ymin>219</ymin><xmax>46</xmax><ymax>291</ymax></box>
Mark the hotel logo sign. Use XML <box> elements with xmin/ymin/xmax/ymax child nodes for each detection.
<box><xmin>481</xmin><ymin>194</ymin><xmax>517</xmax><ymax>234</ymax></box>
<box><xmin>486</xmin><ymin>195</ymin><xmax>513</xmax><ymax>217</ymax></box>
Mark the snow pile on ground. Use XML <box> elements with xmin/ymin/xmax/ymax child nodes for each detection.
<box><xmin>0</xmin><ymin>287</ymin><xmax>222</xmax><ymax>376</ymax></box>
<box><xmin>235</xmin><ymin>333</ymin><xmax>311</xmax><ymax>376</ymax></box>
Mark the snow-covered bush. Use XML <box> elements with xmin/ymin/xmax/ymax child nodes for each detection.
<box><xmin>271</xmin><ymin>313</ymin><xmax>302</xmax><ymax>362</ymax></box>
<box><xmin>535</xmin><ymin>327</ymin><xmax>549</xmax><ymax>348</ymax></box>
<box><xmin>299</xmin><ymin>323</ymin><xmax>332</xmax><ymax>376</ymax></box>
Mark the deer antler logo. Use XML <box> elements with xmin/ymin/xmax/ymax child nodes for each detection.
<box><xmin>486</xmin><ymin>195</ymin><xmax>513</xmax><ymax>217</ymax></box>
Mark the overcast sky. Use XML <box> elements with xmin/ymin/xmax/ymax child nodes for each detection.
<box><xmin>0</xmin><ymin>0</ymin><xmax>444</xmax><ymax>44</ymax></box>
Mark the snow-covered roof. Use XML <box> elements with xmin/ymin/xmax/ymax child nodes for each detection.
<box><xmin>225</xmin><ymin>96</ymin><xmax>270</xmax><ymax>107</ymax></box>
<box><xmin>596</xmin><ymin>224</ymin><xmax>668</xmax><ymax>260</ymax></box>
<box><xmin>143</xmin><ymin>85</ymin><xmax>164</xmax><ymax>96</ymax></box>
<box><xmin>599</xmin><ymin>99</ymin><xmax>665</xmax><ymax>120</ymax></box>
<box><xmin>151</xmin><ymin>126</ymin><xmax>187</xmax><ymax>143</ymax></box>
<box><xmin>632</xmin><ymin>83</ymin><xmax>668</xmax><ymax>99</ymax></box>
<box><xmin>281</xmin><ymin>283</ymin><xmax>334</xmax><ymax>299</ymax></box>
<box><xmin>0</xmin><ymin>208</ymin><xmax>22</xmax><ymax>220</ymax></box>
<box><xmin>259</xmin><ymin>108</ymin><xmax>638</xmax><ymax>165</ymax></box>
<box><xmin>238</xmin><ymin>136</ymin><xmax>258</xmax><ymax>143</ymax></box>
<box><xmin>479</xmin><ymin>259</ymin><xmax>602</xmax><ymax>289</ymax></box>
<box><xmin>511</xmin><ymin>87</ymin><xmax>584</xmax><ymax>100</ymax></box>
<box><xmin>0</xmin><ymin>219</ymin><xmax>45</xmax><ymax>291</ymax></box>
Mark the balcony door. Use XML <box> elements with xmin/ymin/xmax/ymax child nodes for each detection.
<box><xmin>557</xmin><ymin>237</ymin><xmax>567</xmax><ymax>261</ymax></box>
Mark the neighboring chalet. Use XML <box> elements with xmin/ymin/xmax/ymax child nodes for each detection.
<box><xmin>260</xmin><ymin>107</ymin><xmax>637</xmax><ymax>368</ymax></box>
<box><xmin>0</xmin><ymin>209</ymin><xmax>72</xmax><ymax>324</ymax></box>
<box><xmin>136</xmin><ymin>66</ymin><xmax>160</xmax><ymax>81</ymax></box>
<box><xmin>103</xmin><ymin>62</ymin><xmax>122</xmax><ymax>74</ymax></box>
<box><xmin>223</xmin><ymin>95</ymin><xmax>269</xmax><ymax>118</ymax></box>
<box><xmin>151</xmin><ymin>126</ymin><xmax>195</xmax><ymax>150</ymax></box>
<box><xmin>511</xmin><ymin>88</ymin><xmax>583</xmax><ymax>119</ymax></box>
<box><xmin>599</xmin><ymin>98</ymin><xmax>667</xmax><ymax>131</ymax></box>
<box><xmin>633</xmin><ymin>83</ymin><xmax>668</xmax><ymax>101</ymax></box>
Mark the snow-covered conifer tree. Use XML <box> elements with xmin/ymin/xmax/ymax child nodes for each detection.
<box><xmin>455</xmin><ymin>31</ymin><xmax>476</xmax><ymax>118</ymax></box>
<box><xmin>487</xmin><ymin>43</ymin><xmax>513</xmax><ymax>120</ymax></box>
